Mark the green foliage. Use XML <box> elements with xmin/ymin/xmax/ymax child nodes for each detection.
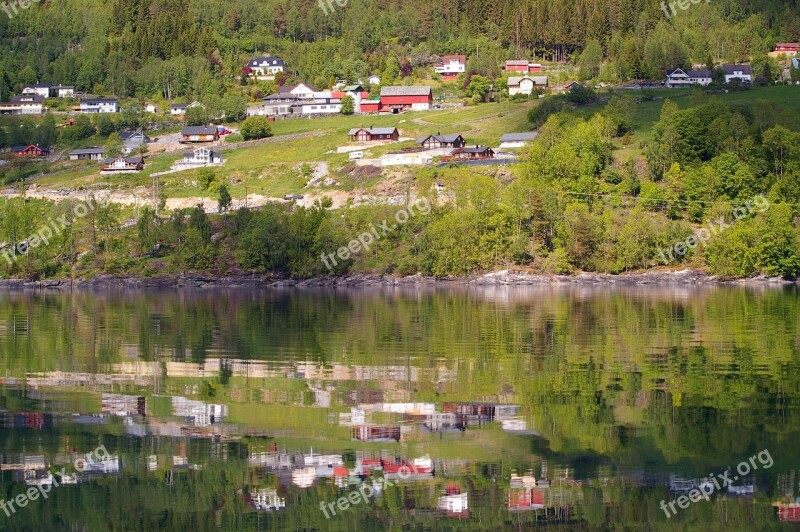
<box><xmin>240</xmin><ymin>116</ymin><xmax>272</xmax><ymax>140</ymax></box>
<box><xmin>105</xmin><ymin>132</ymin><xmax>123</xmax><ymax>158</ymax></box>
<box><xmin>197</xmin><ymin>168</ymin><xmax>216</xmax><ymax>190</ymax></box>
<box><xmin>184</xmin><ymin>105</ymin><xmax>209</xmax><ymax>126</ymax></box>
<box><xmin>217</xmin><ymin>183</ymin><xmax>232</xmax><ymax>213</ymax></box>
<box><xmin>577</xmin><ymin>39</ymin><xmax>602</xmax><ymax>80</ymax></box>
<box><xmin>340</xmin><ymin>94</ymin><xmax>354</xmax><ymax>115</ymax></box>
<box><xmin>465</xmin><ymin>75</ymin><xmax>491</xmax><ymax>100</ymax></box>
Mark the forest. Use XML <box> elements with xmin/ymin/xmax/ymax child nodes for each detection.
<box><xmin>0</xmin><ymin>0</ymin><xmax>798</xmax><ymax>101</ymax></box>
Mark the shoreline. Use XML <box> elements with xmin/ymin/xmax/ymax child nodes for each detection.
<box><xmin>0</xmin><ymin>269</ymin><xmax>796</xmax><ymax>290</ymax></box>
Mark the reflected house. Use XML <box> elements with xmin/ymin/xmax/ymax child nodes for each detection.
<box><xmin>376</xmin><ymin>402</ymin><xmax>437</xmax><ymax>415</ymax></box>
<box><xmin>442</xmin><ymin>402</ymin><xmax>496</xmax><ymax>422</ymax></box>
<box><xmin>727</xmin><ymin>483</ymin><xmax>754</xmax><ymax>496</ymax></box>
<box><xmin>775</xmin><ymin>503</ymin><xmax>800</xmax><ymax>522</ymax></box>
<box><xmin>102</xmin><ymin>394</ymin><xmax>146</xmax><ymax>416</ymax></box>
<box><xmin>508</xmin><ymin>488</ymin><xmax>545</xmax><ymax>511</ymax></box>
<box><xmin>304</xmin><ymin>451</ymin><xmax>344</xmax><ymax>480</ymax></box>
<box><xmin>172</xmin><ymin>396</ymin><xmax>227</xmax><ymax>426</ymax></box>
<box><xmin>292</xmin><ymin>466</ymin><xmax>316</xmax><ymax>488</ymax></box>
<box><xmin>0</xmin><ymin>411</ymin><xmax>52</xmax><ymax>430</ymax></box>
<box><xmin>381</xmin><ymin>457</ymin><xmax>434</xmax><ymax>480</ymax></box>
<box><xmin>352</xmin><ymin>425</ymin><xmax>401</xmax><ymax>442</ymax></box>
<box><xmin>343</xmin><ymin>389</ymin><xmax>385</xmax><ymax>406</ymax></box>
<box><xmin>669</xmin><ymin>474</ymin><xmax>714</xmax><ymax>493</ymax></box>
<box><xmin>438</xmin><ymin>487</ymin><xmax>468</xmax><ymax>518</ymax></box>
<box><xmin>249</xmin><ymin>488</ymin><xmax>286</xmax><ymax>511</ymax></box>
<box><xmin>421</xmin><ymin>412</ymin><xmax>467</xmax><ymax>432</ymax></box>
<box><xmin>339</xmin><ymin>407</ymin><xmax>366</xmax><ymax>426</ymax></box>
<box><xmin>249</xmin><ymin>452</ymin><xmax>293</xmax><ymax>470</ymax></box>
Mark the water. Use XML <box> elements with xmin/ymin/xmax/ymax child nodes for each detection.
<box><xmin>0</xmin><ymin>285</ymin><xmax>797</xmax><ymax>530</ymax></box>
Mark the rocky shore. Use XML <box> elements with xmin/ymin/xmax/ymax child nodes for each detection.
<box><xmin>0</xmin><ymin>269</ymin><xmax>795</xmax><ymax>290</ymax></box>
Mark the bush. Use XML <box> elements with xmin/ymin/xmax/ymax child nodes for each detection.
<box><xmin>240</xmin><ymin>116</ymin><xmax>273</xmax><ymax>140</ymax></box>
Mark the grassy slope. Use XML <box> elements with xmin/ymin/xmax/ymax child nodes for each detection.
<box><xmin>28</xmin><ymin>101</ymin><xmax>539</xmax><ymax>201</ymax></box>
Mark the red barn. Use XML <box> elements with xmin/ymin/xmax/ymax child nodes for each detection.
<box><xmin>505</xmin><ymin>60</ymin><xmax>543</xmax><ymax>73</ymax></box>
<box><xmin>360</xmin><ymin>100</ymin><xmax>381</xmax><ymax>113</ymax></box>
<box><xmin>380</xmin><ymin>86</ymin><xmax>433</xmax><ymax>112</ymax></box>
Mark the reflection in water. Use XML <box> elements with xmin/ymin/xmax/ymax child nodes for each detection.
<box><xmin>0</xmin><ymin>285</ymin><xmax>797</xmax><ymax>529</ymax></box>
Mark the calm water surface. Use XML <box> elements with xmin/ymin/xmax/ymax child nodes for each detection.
<box><xmin>0</xmin><ymin>285</ymin><xmax>798</xmax><ymax>531</ymax></box>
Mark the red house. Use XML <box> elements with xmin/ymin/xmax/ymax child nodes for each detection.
<box><xmin>774</xmin><ymin>43</ymin><xmax>800</xmax><ymax>54</ymax></box>
<box><xmin>505</xmin><ymin>60</ymin><xmax>543</xmax><ymax>73</ymax></box>
<box><xmin>380</xmin><ymin>86</ymin><xmax>433</xmax><ymax>112</ymax></box>
<box><xmin>11</xmin><ymin>144</ymin><xmax>50</xmax><ymax>158</ymax></box>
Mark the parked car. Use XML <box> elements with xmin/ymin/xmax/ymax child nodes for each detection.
<box><xmin>349</xmin><ymin>151</ymin><xmax>364</xmax><ymax>160</ymax></box>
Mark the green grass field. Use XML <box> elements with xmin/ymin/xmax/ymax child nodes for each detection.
<box><xmin>28</xmin><ymin>100</ymin><xmax>540</xmax><ymax>200</ymax></box>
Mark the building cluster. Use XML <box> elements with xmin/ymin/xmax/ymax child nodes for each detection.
<box><xmin>665</xmin><ymin>64</ymin><xmax>753</xmax><ymax>87</ymax></box>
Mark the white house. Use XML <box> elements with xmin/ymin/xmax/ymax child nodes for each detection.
<box><xmin>435</xmin><ymin>55</ymin><xmax>467</xmax><ymax>80</ymax></box>
<box><xmin>245</xmin><ymin>57</ymin><xmax>285</xmax><ymax>80</ymax></box>
<box><xmin>144</xmin><ymin>103</ymin><xmax>159</xmax><ymax>114</ymax></box>
<box><xmin>171</xmin><ymin>147</ymin><xmax>224</xmax><ymax>171</ymax></box>
<box><xmin>665</xmin><ymin>68</ymin><xmax>712</xmax><ymax>87</ymax></box>
<box><xmin>69</xmin><ymin>147</ymin><xmax>105</xmax><ymax>160</ymax></box>
<box><xmin>367</xmin><ymin>74</ymin><xmax>381</xmax><ymax>86</ymax></box>
<box><xmin>295</xmin><ymin>98</ymin><xmax>341</xmax><ymax>116</ymax></box>
<box><xmin>723</xmin><ymin>64</ymin><xmax>752</xmax><ymax>83</ymax></box>
<box><xmin>22</xmin><ymin>84</ymin><xmax>52</xmax><ymax>98</ymax></box>
<box><xmin>508</xmin><ymin>76</ymin><xmax>549</xmax><ymax>96</ymax></box>
<box><xmin>52</xmin><ymin>85</ymin><xmax>75</xmax><ymax>98</ymax></box>
<box><xmin>119</xmin><ymin>130</ymin><xmax>150</xmax><ymax>155</ymax></box>
<box><xmin>261</xmin><ymin>93</ymin><xmax>299</xmax><ymax>116</ymax></box>
<box><xmin>0</xmin><ymin>95</ymin><xmax>46</xmax><ymax>115</ymax></box>
<box><xmin>170</xmin><ymin>101</ymin><xmax>203</xmax><ymax>116</ymax></box>
<box><xmin>499</xmin><ymin>132</ymin><xmax>538</xmax><ymax>149</ymax></box>
<box><xmin>80</xmin><ymin>98</ymin><xmax>119</xmax><ymax>113</ymax></box>
<box><xmin>279</xmin><ymin>83</ymin><xmax>317</xmax><ymax>100</ymax></box>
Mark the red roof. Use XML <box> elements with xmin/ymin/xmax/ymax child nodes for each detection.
<box><xmin>332</xmin><ymin>91</ymin><xmax>345</xmax><ymax>99</ymax></box>
<box><xmin>333</xmin><ymin>466</ymin><xmax>348</xmax><ymax>477</ymax></box>
<box><xmin>441</xmin><ymin>54</ymin><xmax>467</xmax><ymax>64</ymax></box>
